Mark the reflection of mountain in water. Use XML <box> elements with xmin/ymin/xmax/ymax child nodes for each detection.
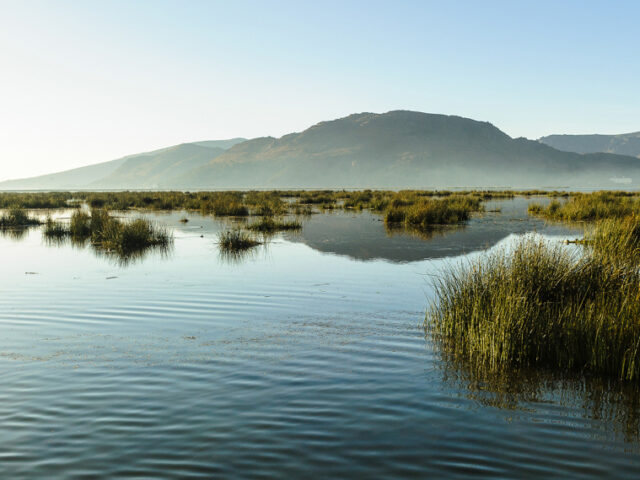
<box><xmin>284</xmin><ymin>198</ymin><xmax>582</xmax><ymax>263</ymax></box>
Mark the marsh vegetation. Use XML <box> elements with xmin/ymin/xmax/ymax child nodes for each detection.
<box><xmin>0</xmin><ymin>207</ymin><xmax>42</xmax><ymax>228</ymax></box>
<box><xmin>528</xmin><ymin>191</ymin><xmax>640</xmax><ymax>221</ymax></box>
<box><xmin>218</xmin><ymin>229</ymin><xmax>261</xmax><ymax>251</ymax></box>
<box><xmin>43</xmin><ymin>209</ymin><xmax>172</xmax><ymax>256</ymax></box>
<box><xmin>429</xmin><ymin>208</ymin><xmax>640</xmax><ymax>381</ymax></box>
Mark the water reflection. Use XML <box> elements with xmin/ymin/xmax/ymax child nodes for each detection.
<box><xmin>384</xmin><ymin>223</ymin><xmax>462</xmax><ymax>241</ymax></box>
<box><xmin>218</xmin><ymin>243</ymin><xmax>263</xmax><ymax>265</ymax></box>
<box><xmin>434</xmin><ymin>341</ymin><xmax>640</xmax><ymax>443</ymax></box>
<box><xmin>6</xmin><ymin>198</ymin><xmax>583</xmax><ymax>266</ymax></box>
<box><xmin>43</xmin><ymin>233</ymin><xmax>174</xmax><ymax>267</ymax></box>
<box><xmin>0</xmin><ymin>227</ymin><xmax>30</xmax><ymax>241</ymax></box>
<box><xmin>284</xmin><ymin>198</ymin><xmax>582</xmax><ymax>263</ymax></box>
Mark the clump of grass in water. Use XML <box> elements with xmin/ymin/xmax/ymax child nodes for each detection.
<box><xmin>0</xmin><ymin>207</ymin><xmax>42</xmax><ymax>227</ymax></box>
<box><xmin>43</xmin><ymin>218</ymin><xmax>69</xmax><ymax>238</ymax></box>
<box><xmin>219</xmin><ymin>230</ymin><xmax>261</xmax><ymax>251</ymax></box>
<box><xmin>42</xmin><ymin>208</ymin><xmax>172</xmax><ymax>254</ymax></box>
<box><xmin>247</xmin><ymin>217</ymin><xmax>301</xmax><ymax>233</ymax></box>
<box><xmin>428</xmin><ymin>233</ymin><xmax>640</xmax><ymax>381</ymax></box>
<box><xmin>95</xmin><ymin>217</ymin><xmax>172</xmax><ymax>253</ymax></box>
<box><xmin>69</xmin><ymin>210</ymin><xmax>91</xmax><ymax>238</ymax></box>
<box><xmin>385</xmin><ymin>196</ymin><xmax>483</xmax><ymax>230</ymax></box>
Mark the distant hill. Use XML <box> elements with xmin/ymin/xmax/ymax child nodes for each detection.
<box><xmin>91</xmin><ymin>143</ymin><xmax>227</xmax><ymax>189</ymax></box>
<box><xmin>539</xmin><ymin>132</ymin><xmax>640</xmax><ymax>158</ymax></box>
<box><xmin>2</xmin><ymin>112</ymin><xmax>640</xmax><ymax>190</ymax></box>
<box><xmin>0</xmin><ymin>138</ymin><xmax>245</xmax><ymax>190</ymax></box>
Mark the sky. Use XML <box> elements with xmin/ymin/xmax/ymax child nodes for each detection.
<box><xmin>0</xmin><ymin>0</ymin><xmax>638</xmax><ymax>181</ymax></box>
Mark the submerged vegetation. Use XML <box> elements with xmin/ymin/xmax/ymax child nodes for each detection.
<box><xmin>428</xmin><ymin>220</ymin><xmax>640</xmax><ymax>381</ymax></box>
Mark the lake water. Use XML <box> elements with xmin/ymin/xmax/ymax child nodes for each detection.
<box><xmin>1</xmin><ymin>198</ymin><xmax>640</xmax><ymax>478</ymax></box>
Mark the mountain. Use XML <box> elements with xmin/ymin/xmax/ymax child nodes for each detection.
<box><xmin>0</xmin><ymin>138</ymin><xmax>246</xmax><ymax>190</ymax></box>
<box><xmin>172</xmin><ymin>111</ymin><xmax>640</xmax><ymax>189</ymax></box>
<box><xmin>192</xmin><ymin>138</ymin><xmax>248</xmax><ymax>150</ymax></box>
<box><xmin>2</xmin><ymin>112</ymin><xmax>640</xmax><ymax>190</ymax></box>
<box><xmin>91</xmin><ymin>143</ymin><xmax>226</xmax><ymax>189</ymax></box>
<box><xmin>0</xmin><ymin>156</ymin><xmax>129</xmax><ymax>190</ymax></box>
<box><xmin>539</xmin><ymin>132</ymin><xmax>640</xmax><ymax>158</ymax></box>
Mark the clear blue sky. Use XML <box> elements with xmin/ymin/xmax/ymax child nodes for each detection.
<box><xmin>0</xmin><ymin>0</ymin><xmax>638</xmax><ymax>180</ymax></box>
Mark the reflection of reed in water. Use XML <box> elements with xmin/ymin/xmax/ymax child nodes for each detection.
<box><xmin>432</xmin><ymin>338</ymin><xmax>640</xmax><ymax>444</ymax></box>
<box><xmin>43</xmin><ymin>231</ymin><xmax>174</xmax><ymax>267</ymax></box>
<box><xmin>94</xmin><ymin>243</ymin><xmax>174</xmax><ymax>267</ymax></box>
<box><xmin>0</xmin><ymin>227</ymin><xmax>29</xmax><ymax>241</ymax></box>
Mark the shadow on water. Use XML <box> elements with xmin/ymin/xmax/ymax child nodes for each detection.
<box><xmin>432</xmin><ymin>336</ymin><xmax>640</xmax><ymax>444</ymax></box>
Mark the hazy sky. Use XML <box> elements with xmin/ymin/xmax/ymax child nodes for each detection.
<box><xmin>0</xmin><ymin>0</ymin><xmax>638</xmax><ymax>181</ymax></box>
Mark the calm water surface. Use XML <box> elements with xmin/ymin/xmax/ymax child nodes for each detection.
<box><xmin>1</xmin><ymin>198</ymin><xmax>639</xmax><ymax>478</ymax></box>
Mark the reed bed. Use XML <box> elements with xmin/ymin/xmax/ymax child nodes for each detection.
<box><xmin>528</xmin><ymin>191</ymin><xmax>640</xmax><ymax>221</ymax></box>
<box><xmin>0</xmin><ymin>189</ymin><xmax>560</xmax><ymax>216</ymax></box>
<box><xmin>385</xmin><ymin>195</ymin><xmax>483</xmax><ymax>230</ymax></box>
<box><xmin>428</xmin><ymin>229</ymin><xmax>640</xmax><ymax>381</ymax></box>
<box><xmin>0</xmin><ymin>192</ymin><xmax>76</xmax><ymax>209</ymax></box>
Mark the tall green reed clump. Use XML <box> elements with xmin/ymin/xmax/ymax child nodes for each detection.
<box><xmin>0</xmin><ymin>207</ymin><xmax>42</xmax><ymax>227</ymax></box>
<box><xmin>43</xmin><ymin>217</ymin><xmax>69</xmax><ymax>237</ymax></box>
<box><xmin>98</xmin><ymin>218</ymin><xmax>171</xmax><ymax>252</ymax></box>
<box><xmin>586</xmin><ymin>216</ymin><xmax>640</xmax><ymax>264</ymax></box>
<box><xmin>70</xmin><ymin>210</ymin><xmax>91</xmax><ymax>238</ymax></box>
<box><xmin>428</xmin><ymin>233</ymin><xmax>640</xmax><ymax>381</ymax></box>
<box><xmin>86</xmin><ymin>210</ymin><xmax>171</xmax><ymax>252</ymax></box>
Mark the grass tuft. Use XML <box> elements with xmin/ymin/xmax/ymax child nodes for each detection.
<box><xmin>219</xmin><ymin>230</ymin><xmax>261</xmax><ymax>251</ymax></box>
<box><xmin>0</xmin><ymin>208</ymin><xmax>42</xmax><ymax>227</ymax></box>
<box><xmin>247</xmin><ymin>217</ymin><xmax>302</xmax><ymax>233</ymax></box>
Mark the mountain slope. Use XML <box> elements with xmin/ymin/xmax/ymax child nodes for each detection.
<box><xmin>172</xmin><ymin>111</ymin><xmax>640</xmax><ymax>189</ymax></box>
<box><xmin>539</xmin><ymin>132</ymin><xmax>640</xmax><ymax>158</ymax></box>
<box><xmin>192</xmin><ymin>138</ymin><xmax>247</xmax><ymax>149</ymax></box>
<box><xmin>92</xmin><ymin>143</ymin><xmax>226</xmax><ymax>189</ymax></box>
<box><xmin>0</xmin><ymin>156</ymin><xmax>129</xmax><ymax>190</ymax></box>
<box><xmin>0</xmin><ymin>138</ymin><xmax>245</xmax><ymax>190</ymax></box>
